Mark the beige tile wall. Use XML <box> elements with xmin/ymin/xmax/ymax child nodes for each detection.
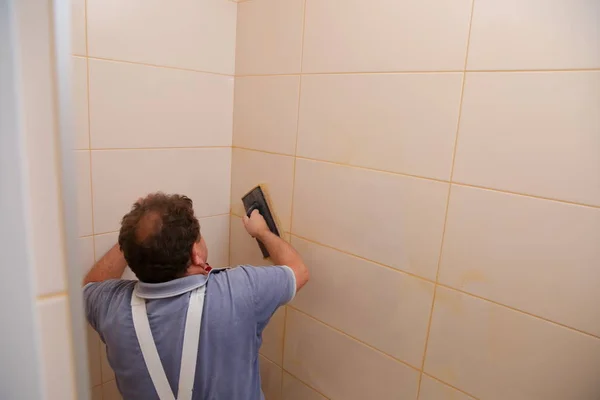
<box><xmin>72</xmin><ymin>0</ymin><xmax>236</xmax><ymax>397</ymax></box>
<box><xmin>231</xmin><ymin>0</ymin><xmax>600</xmax><ymax>399</ymax></box>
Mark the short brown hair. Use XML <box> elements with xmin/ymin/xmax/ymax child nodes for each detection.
<box><xmin>118</xmin><ymin>193</ymin><xmax>200</xmax><ymax>283</ymax></box>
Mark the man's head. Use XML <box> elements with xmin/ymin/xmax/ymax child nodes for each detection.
<box><xmin>118</xmin><ymin>193</ymin><xmax>208</xmax><ymax>283</ymax></box>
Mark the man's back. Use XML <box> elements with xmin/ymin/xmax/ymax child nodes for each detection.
<box><xmin>85</xmin><ymin>265</ymin><xmax>295</xmax><ymax>400</ymax></box>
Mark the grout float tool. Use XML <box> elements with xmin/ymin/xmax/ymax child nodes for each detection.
<box><xmin>242</xmin><ymin>184</ymin><xmax>281</xmax><ymax>258</ymax></box>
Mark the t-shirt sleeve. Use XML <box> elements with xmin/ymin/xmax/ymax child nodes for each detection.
<box><xmin>236</xmin><ymin>265</ymin><xmax>296</xmax><ymax>326</ymax></box>
<box><xmin>83</xmin><ymin>279</ymin><xmax>133</xmax><ymax>335</ymax></box>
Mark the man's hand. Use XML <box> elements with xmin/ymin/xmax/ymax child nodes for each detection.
<box><xmin>243</xmin><ymin>209</ymin><xmax>270</xmax><ymax>239</ymax></box>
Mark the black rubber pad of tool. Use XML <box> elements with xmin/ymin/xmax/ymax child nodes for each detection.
<box><xmin>242</xmin><ymin>185</ymin><xmax>280</xmax><ymax>258</ymax></box>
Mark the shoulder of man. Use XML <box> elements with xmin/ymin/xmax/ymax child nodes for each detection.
<box><xmin>84</xmin><ymin>279</ymin><xmax>136</xmax><ymax>332</ymax></box>
<box><xmin>213</xmin><ymin>265</ymin><xmax>295</xmax><ymax>324</ymax></box>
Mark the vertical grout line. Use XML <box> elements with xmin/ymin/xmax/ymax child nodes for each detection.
<box><xmin>281</xmin><ymin>0</ymin><xmax>308</xmax><ymax>395</ymax></box>
<box><xmin>415</xmin><ymin>1</ymin><xmax>476</xmax><ymax>398</ymax></box>
<box><xmin>83</xmin><ymin>1</ymin><xmax>102</xmax><ymax>397</ymax></box>
<box><xmin>229</xmin><ymin>0</ymin><xmax>241</xmax><ymax>269</ymax></box>
<box><xmin>82</xmin><ymin>0</ymin><xmax>95</xmax><ymax>260</ymax></box>
<box><xmin>85</xmin><ymin>62</ymin><xmax>96</xmax><ymax>265</ymax></box>
<box><xmin>227</xmin><ymin>146</ymin><xmax>234</xmax><ymax>267</ymax></box>
<box><xmin>228</xmin><ymin>17</ymin><xmax>238</xmax><ymax>267</ymax></box>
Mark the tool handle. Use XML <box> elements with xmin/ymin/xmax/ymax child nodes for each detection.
<box><xmin>246</xmin><ymin>203</ymin><xmax>260</xmax><ymax>217</ymax></box>
<box><xmin>245</xmin><ymin>202</ymin><xmax>270</xmax><ymax>258</ymax></box>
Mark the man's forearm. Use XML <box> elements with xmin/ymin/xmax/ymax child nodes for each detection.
<box><xmin>83</xmin><ymin>243</ymin><xmax>127</xmax><ymax>285</ymax></box>
<box><xmin>258</xmin><ymin>231</ymin><xmax>309</xmax><ymax>290</ymax></box>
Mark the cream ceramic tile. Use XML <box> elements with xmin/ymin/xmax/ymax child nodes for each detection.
<box><xmin>419</xmin><ymin>375</ymin><xmax>475</xmax><ymax>400</ymax></box>
<box><xmin>284</xmin><ymin>309</ymin><xmax>419</xmax><ymax>399</ymax></box>
<box><xmin>93</xmin><ymin>232</ymin><xmax>118</xmax><ymax>261</ymax></box>
<box><xmin>292</xmin><ymin>159</ymin><xmax>448</xmax><ymax>280</ymax></box>
<box><xmin>467</xmin><ymin>0</ymin><xmax>600</xmax><ymax>70</ymax></box>
<box><xmin>100</xmin><ymin>345</ymin><xmax>115</xmax><ymax>383</ymax></box>
<box><xmin>200</xmin><ymin>214</ymin><xmax>230</xmax><ymax>268</ymax></box>
<box><xmin>91</xmin><ymin>148</ymin><xmax>231</xmax><ymax>233</ymax></box>
<box><xmin>425</xmin><ymin>287</ymin><xmax>600</xmax><ymax>400</ymax></box>
<box><xmin>297</xmin><ymin>73</ymin><xmax>463</xmax><ymax>180</ymax></box>
<box><xmin>282</xmin><ymin>373</ymin><xmax>326</xmax><ymax>400</ymax></box>
<box><xmin>72</xmin><ymin>57</ymin><xmax>89</xmax><ymax>149</ymax></box>
<box><xmin>101</xmin><ymin>379</ymin><xmax>122</xmax><ymax>400</ymax></box>
<box><xmin>88</xmin><ymin>59</ymin><xmax>233</xmax><ymax>149</ymax></box>
<box><xmin>91</xmin><ymin>386</ymin><xmax>102</xmax><ymax>400</ymax></box>
<box><xmin>302</xmin><ymin>0</ymin><xmax>473</xmax><ymax>73</ymax></box>
<box><xmin>260</xmin><ymin>307</ymin><xmax>285</xmax><ymax>365</ymax></box>
<box><xmin>291</xmin><ymin>237</ymin><xmax>434</xmax><ymax>366</ymax></box>
<box><xmin>78</xmin><ymin>236</ymin><xmax>95</xmax><ymax>277</ymax></box>
<box><xmin>439</xmin><ymin>185</ymin><xmax>600</xmax><ymax>336</ymax></box>
<box><xmin>231</xmin><ymin>149</ymin><xmax>295</xmax><ymax>231</ymax></box>
<box><xmin>87</xmin><ymin>0</ymin><xmax>237</xmax><ymax>74</ymax></box>
<box><xmin>87</xmin><ymin>324</ymin><xmax>102</xmax><ymax>387</ymax></box>
<box><xmin>235</xmin><ymin>0</ymin><xmax>304</xmax><ymax>75</ymax></box>
<box><xmin>259</xmin><ymin>355</ymin><xmax>282</xmax><ymax>400</ymax></box>
<box><xmin>76</xmin><ymin>151</ymin><xmax>93</xmax><ymax>237</ymax></box>
<box><xmin>230</xmin><ymin>215</ymin><xmax>273</xmax><ymax>267</ymax></box>
<box><xmin>37</xmin><ymin>296</ymin><xmax>76</xmax><ymax>400</ymax></box>
<box><xmin>71</xmin><ymin>0</ymin><xmax>86</xmax><ymax>55</ymax></box>
<box><xmin>233</xmin><ymin>76</ymin><xmax>300</xmax><ymax>155</ymax></box>
<box><xmin>454</xmin><ymin>72</ymin><xmax>600</xmax><ymax>206</ymax></box>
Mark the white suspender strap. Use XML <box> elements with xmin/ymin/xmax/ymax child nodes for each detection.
<box><xmin>131</xmin><ymin>291</ymin><xmax>176</xmax><ymax>400</ymax></box>
<box><xmin>130</xmin><ymin>285</ymin><xmax>206</xmax><ymax>400</ymax></box>
<box><xmin>177</xmin><ymin>286</ymin><xmax>205</xmax><ymax>400</ymax></box>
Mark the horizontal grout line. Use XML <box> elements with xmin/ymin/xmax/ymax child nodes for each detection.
<box><xmin>92</xmin><ymin>214</ymin><xmax>230</xmax><ymax>237</ymax></box>
<box><xmin>232</xmin><ymin>146</ymin><xmax>449</xmax><ymax>183</ymax></box>
<box><xmin>287</xmin><ymin>233</ymin><xmax>600</xmax><ymax>340</ymax></box>
<box><xmin>79</xmin><ymin>55</ymin><xmax>234</xmax><ymax>77</ymax></box>
<box><xmin>281</xmin><ymin>368</ymin><xmax>332</xmax><ymax>399</ymax></box>
<box><xmin>421</xmin><ymin>372</ymin><xmax>480</xmax><ymax>400</ymax></box>
<box><xmin>233</xmin><ymin>146</ymin><xmax>600</xmax><ymax>210</ymax></box>
<box><xmin>236</xmin><ymin>71</ymin><xmax>460</xmax><ymax>77</ymax></box>
<box><xmin>436</xmin><ymin>283</ymin><xmax>600</xmax><ymax>341</ymax></box>
<box><xmin>295</xmin><ymin>155</ymin><xmax>450</xmax><ymax>183</ymax></box>
<box><xmin>289</xmin><ymin>286</ymin><xmax>595</xmax><ymax>398</ymax></box>
<box><xmin>92</xmin><ymin>229</ymin><xmax>119</xmax><ymax>237</ymax></box>
<box><xmin>37</xmin><ymin>291</ymin><xmax>68</xmax><ymax>301</ymax></box>
<box><xmin>259</xmin><ymin>350</ymin><xmax>332</xmax><ymax>399</ymax></box>
<box><xmin>90</xmin><ymin>146</ymin><xmax>231</xmax><ymax>151</ymax></box>
<box><xmin>200</xmin><ymin>212</ymin><xmax>232</xmax><ymax>219</ymax></box>
<box><xmin>258</xmin><ymin>353</ymin><xmax>281</xmax><ymax>368</ymax></box>
<box><xmin>453</xmin><ymin>181</ymin><xmax>600</xmax><ymax>210</ymax></box>
<box><xmin>468</xmin><ymin>68</ymin><xmax>600</xmax><ymax>73</ymax></box>
<box><xmin>288</xmin><ymin>306</ymin><xmax>421</xmax><ymax>371</ymax></box>
<box><xmin>235</xmin><ymin>68</ymin><xmax>600</xmax><ymax>78</ymax></box>
<box><xmin>291</xmin><ymin>233</ymin><xmax>435</xmax><ymax>284</ymax></box>
<box><xmin>231</xmin><ymin>146</ymin><xmax>294</xmax><ymax>157</ymax></box>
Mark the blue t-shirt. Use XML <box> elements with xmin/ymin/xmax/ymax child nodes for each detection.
<box><xmin>84</xmin><ymin>265</ymin><xmax>296</xmax><ymax>400</ymax></box>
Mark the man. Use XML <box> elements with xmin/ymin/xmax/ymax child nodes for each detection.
<box><xmin>84</xmin><ymin>193</ymin><xmax>309</xmax><ymax>400</ymax></box>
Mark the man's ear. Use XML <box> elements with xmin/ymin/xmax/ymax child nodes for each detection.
<box><xmin>190</xmin><ymin>245</ymin><xmax>202</xmax><ymax>266</ymax></box>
